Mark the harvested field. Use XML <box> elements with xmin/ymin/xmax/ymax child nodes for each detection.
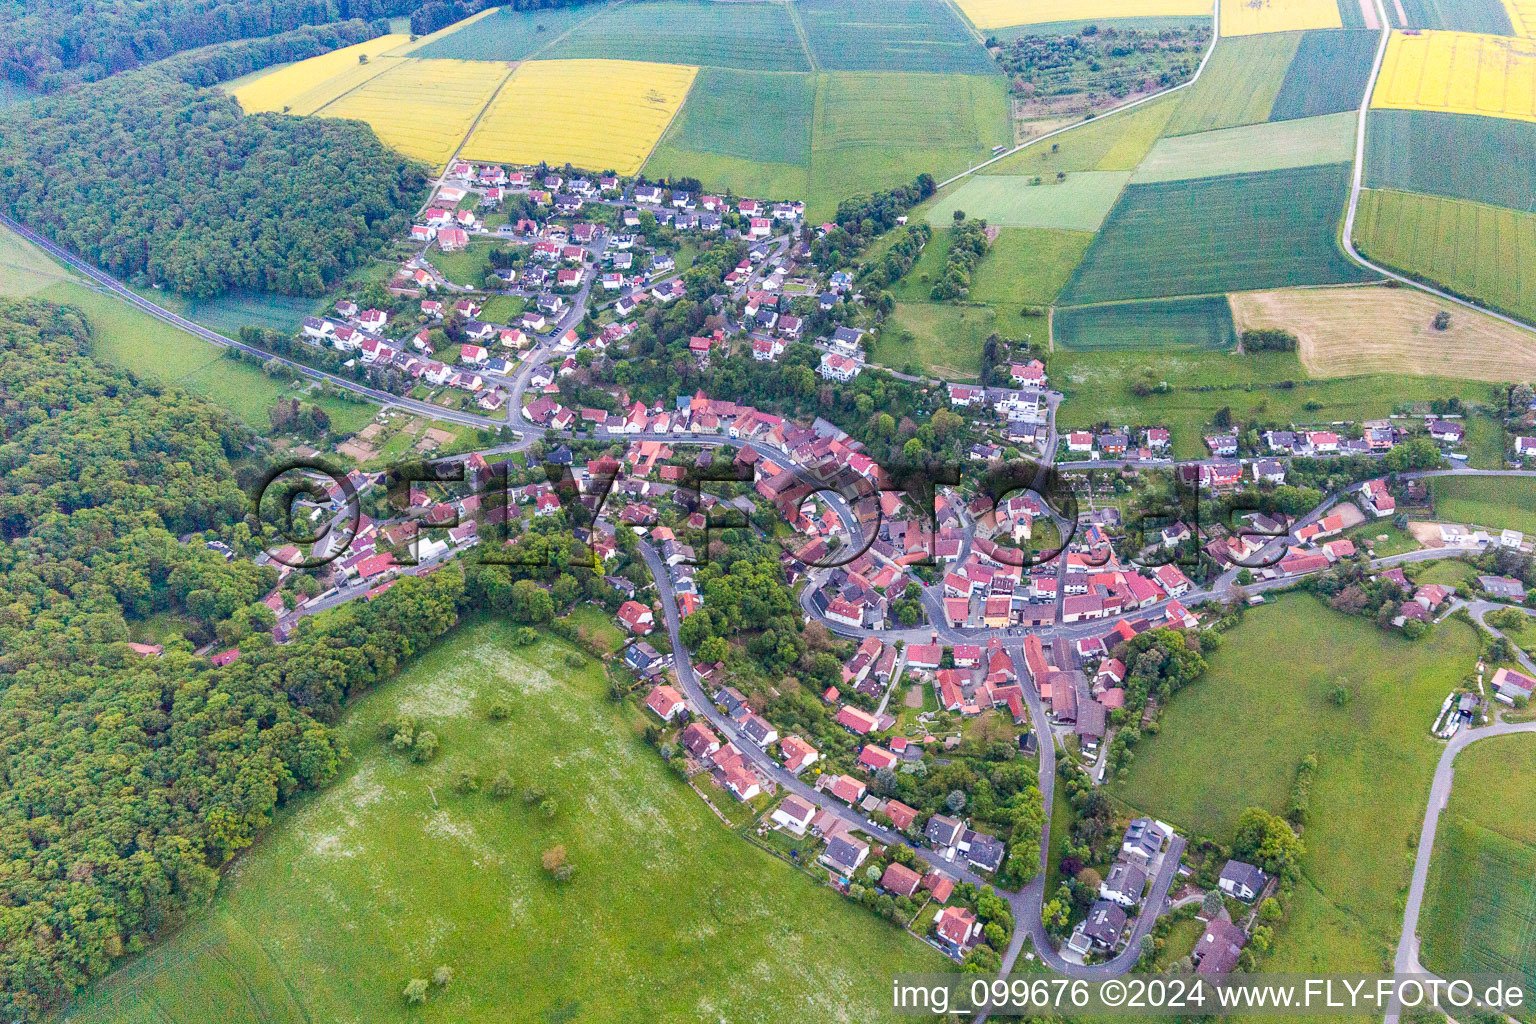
<box><xmin>1373</xmin><ymin>29</ymin><xmax>1536</xmax><ymax>123</ymax></box>
<box><xmin>1230</xmin><ymin>285</ymin><xmax>1536</xmax><ymax>381</ymax></box>
<box><xmin>461</xmin><ymin>59</ymin><xmax>698</xmax><ymax>175</ymax></box>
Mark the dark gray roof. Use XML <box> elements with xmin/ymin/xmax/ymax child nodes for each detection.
<box><xmin>822</xmin><ymin>836</ymin><xmax>867</xmax><ymax>875</ymax></box>
<box><xmin>1082</xmin><ymin>901</ymin><xmax>1127</xmax><ymax>945</ymax></box>
<box><xmin>962</xmin><ymin>830</ymin><xmax>1004</xmax><ymax>872</ymax></box>
<box><xmin>1103</xmin><ymin>859</ymin><xmax>1147</xmax><ymax>900</ymax></box>
<box><xmin>1219</xmin><ymin>859</ymin><xmax>1267</xmax><ymax>894</ymax></box>
<box><xmin>926</xmin><ymin>813</ymin><xmax>963</xmax><ymax>847</ymax></box>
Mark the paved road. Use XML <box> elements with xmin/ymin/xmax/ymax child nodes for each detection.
<box><xmin>1385</xmin><ymin>719</ymin><xmax>1536</xmax><ymax>1024</ymax></box>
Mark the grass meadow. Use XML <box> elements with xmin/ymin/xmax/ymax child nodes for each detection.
<box><xmin>1353</xmin><ymin>188</ymin><xmax>1536</xmax><ymax>326</ymax></box>
<box><xmin>1112</xmin><ymin>594</ymin><xmax>1480</xmax><ymax>990</ymax></box>
<box><xmin>1421</xmin><ymin>734</ymin><xmax>1536</xmax><ymax>1010</ymax></box>
<box><xmin>969</xmin><ymin>228</ymin><xmax>1095</xmax><ymax>306</ymax></box>
<box><xmin>0</xmin><ymin>221</ymin><xmax>69</xmax><ymax>297</ymax></box>
<box><xmin>1429</xmin><ymin>476</ymin><xmax>1536</xmax><ymax>535</ymax></box>
<box><xmin>924</xmin><ymin>172</ymin><xmax>1130</xmax><ymax>231</ymax></box>
<box><xmin>61</xmin><ymin>620</ymin><xmax>947</xmax><ymax>1024</ymax></box>
<box><xmin>1058</xmin><ymin>163</ymin><xmax>1373</xmax><ymax>305</ymax></box>
<box><xmin>1049</xmin><ymin>346</ymin><xmax>1490</xmax><ymax>458</ymax></box>
<box><xmin>876</xmin><ymin>302</ymin><xmax>1046</xmax><ymax>379</ymax></box>
<box><xmin>1129</xmin><ymin>110</ymin><xmax>1355</xmax><ymax>184</ymax></box>
<box><xmin>1230</xmin><ymin>285</ymin><xmax>1536</xmax><ymax>383</ymax></box>
<box><xmin>42</xmin><ymin>282</ymin><xmax>377</xmax><ymax>433</ymax></box>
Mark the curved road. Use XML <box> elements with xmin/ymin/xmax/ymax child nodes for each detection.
<box><xmin>1386</xmin><ymin>720</ymin><xmax>1536</xmax><ymax>1024</ymax></box>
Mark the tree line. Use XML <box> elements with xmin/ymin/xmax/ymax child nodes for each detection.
<box><xmin>0</xmin><ymin>55</ymin><xmax>427</xmax><ymax>297</ymax></box>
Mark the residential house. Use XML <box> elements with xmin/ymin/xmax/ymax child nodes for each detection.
<box><xmin>771</xmin><ymin>795</ymin><xmax>817</xmax><ymax>836</ymax></box>
<box><xmin>1194</xmin><ymin>913</ymin><xmax>1247</xmax><ymax>975</ymax></box>
<box><xmin>934</xmin><ymin>906</ymin><xmax>979</xmax><ymax>956</ymax></box>
<box><xmin>1098</xmin><ymin>859</ymin><xmax>1147</xmax><ymax>908</ymax></box>
<box><xmin>1121</xmin><ymin>818</ymin><xmax>1167</xmax><ymax>866</ymax></box>
<box><xmin>1218</xmin><ymin>859</ymin><xmax>1268</xmax><ymax>901</ymax></box>
<box><xmin>820</xmin><ymin>836</ymin><xmax>869</xmax><ymax>877</ymax></box>
<box><xmin>644</xmin><ymin>684</ymin><xmax>686</xmax><ymax>721</ymax></box>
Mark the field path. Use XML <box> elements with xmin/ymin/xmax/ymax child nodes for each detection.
<box><xmin>783</xmin><ymin>0</ymin><xmax>819</xmax><ymax>71</ymax></box>
<box><xmin>1385</xmin><ymin>720</ymin><xmax>1536</xmax><ymax>1024</ymax></box>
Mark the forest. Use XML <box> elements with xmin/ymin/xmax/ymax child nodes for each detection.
<box><xmin>0</xmin><ymin>60</ymin><xmax>426</xmax><ymax>296</ymax></box>
<box><xmin>0</xmin><ymin>298</ymin><xmax>500</xmax><ymax>1020</ymax></box>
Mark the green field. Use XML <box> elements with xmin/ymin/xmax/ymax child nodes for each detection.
<box><xmin>1268</xmin><ymin>29</ymin><xmax>1379</xmax><ymax>121</ymax></box>
<box><xmin>875</xmin><ymin>301</ymin><xmax>1045</xmax><ymax>379</ymax></box>
<box><xmin>1052</xmin><ymin>296</ymin><xmax>1236</xmax><ymax>351</ymax></box>
<box><xmin>131</xmin><ymin>286</ymin><xmax>324</xmax><ymax>336</ymax></box>
<box><xmin>649</xmin><ymin>68</ymin><xmax>1007</xmax><ymax>221</ymax></box>
<box><xmin>984</xmin><ymin>93</ymin><xmax>1181</xmax><ymax>174</ymax></box>
<box><xmin>63</xmin><ymin>620</ymin><xmax>945</xmax><ymax>1024</ymax></box>
<box><xmin>1130</xmin><ymin>111</ymin><xmax>1356</xmax><ymax>184</ymax></box>
<box><xmin>1354</xmin><ymin>188</ymin><xmax>1536</xmax><ymax>325</ymax></box>
<box><xmin>1112</xmin><ymin>594</ymin><xmax>1480</xmax><ymax>980</ymax></box>
<box><xmin>44</xmin><ymin>282</ymin><xmax>376</xmax><ymax>434</ymax></box>
<box><xmin>1164</xmin><ymin>32</ymin><xmax>1301</xmax><ymax>136</ymax></box>
<box><xmin>968</xmin><ymin>228</ymin><xmax>1095</xmax><ymax>305</ymax></box>
<box><xmin>813</xmin><ymin>71</ymin><xmax>1009</xmax><ymax>152</ymax></box>
<box><xmin>1429</xmin><ymin>476</ymin><xmax>1536</xmax><ymax>535</ymax></box>
<box><xmin>651</xmin><ymin>68</ymin><xmax>814</xmax><ymax>166</ymax></box>
<box><xmin>1058</xmin><ymin>163</ymin><xmax>1372</xmax><ymax>305</ymax></box>
<box><xmin>797</xmin><ymin>0</ymin><xmax>998</xmax><ymax>74</ymax></box>
<box><xmin>924</xmin><ymin>172</ymin><xmax>1130</xmax><ymax>231</ymax></box>
<box><xmin>1421</xmin><ymin>734</ymin><xmax>1536</xmax><ymax>1006</ymax></box>
<box><xmin>542</xmin><ymin>0</ymin><xmax>812</xmax><ymax>71</ymax></box>
<box><xmin>988</xmin><ymin>15</ymin><xmax>1214</xmax><ymax>40</ymax></box>
<box><xmin>1395</xmin><ymin>0</ymin><xmax>1516</xmax><ymax>32</ymax></box>
<box><xmin>1364</xmin><ymin>110</ymin><xmax>1536</xmax><ymax>213</ymax></box>
<box><xmin>408</xmin><ymin>3</ymin><xmax>613</xmax><ymax>60</ymax></box>
<box><xmin>1051</xmin><ymin>347</ymin><xmax>1489</xmax><ymax>459</ymax></box>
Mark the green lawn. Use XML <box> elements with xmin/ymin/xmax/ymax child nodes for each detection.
<box><xmin>478</xmin><ymin>294</ymin><xmax>526</xmax><ymax>324</ymax></box>
<box><xmin>63</xmin><ymin>620</ymin><xmax>946</xmax><ymax>1024</ymax></box>
<box><xmin>1430</xmin><ymin>476</ymin><xmax>1536</xmax><ymax>535</ymax></box>
<box><xmin>429</xmin><ymin>242</ymin><xmax>496</xmax><ymax>288</ymax></box>
<box><xmin>1111</xmin><ymin>594</ymin><xmax>1479</xmax><ymax>983</ymax></box>
<box><xmin>1420</xmin><ymin>734</ymin><xmax>1536</xmax><ymax>1012</ymax></box>
<box><xmin>1345</xmin><ymin>520</ymin><xmax>1420</xmax><ymax>558</ymax></box>
<box><xmin>42</xmin><ymin>282</ymin><xmax>376</xmax><ymax>434</ymax></box>
<box><xmin>1408</xmin><ymin>558</ymin><xmax>1475</xmax><ymax>589</ymax></box>
<box><xmin>924</xmin><ymin>172</ymin><xmax>1131</xmax><ymax>232</ymax></box>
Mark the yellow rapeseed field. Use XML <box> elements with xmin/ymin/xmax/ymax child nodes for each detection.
<box><xmin>317</xmin><ymin>59</ymin><xmax>511</xmax><ymax>170</ymax></box>
<box><xmin>460</xmin><ymin>59</ymin><xmax>698</xmax><ymax>176</ymax></box>
<box><xmin>952</xmin><ymin>0</ymin><xmax>1211</xmax><ymax>30</ymax></box>
<box><xmin>230</xmin><ymin>35</ymin><xmax>410</xmax><ymax>115</ymax></box>
<box><xmin>1373</xmin><ymin>30</ymin><xmax>1536</xmax><ymax>123</ymax></box>
<box><xmin>1220</xmin><ymin>0</ymin><xmax>1341</xmax><ymax>35</ymax></box>
<box><xmin>1505</xmin><ymin>0</ymin><xmax>1536</xmax><ymax>37</ymax></box>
